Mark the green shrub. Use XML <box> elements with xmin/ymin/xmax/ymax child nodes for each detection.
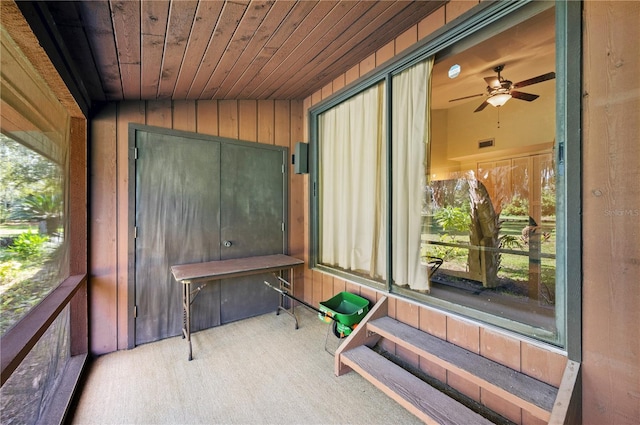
<box><xmin>541</xmin><ymin>190</ymin><xmax>556</xmax><ymax>217</ymax></box>
<box><xmin>7</xmin><ymin>231</ymin><xmax>49</xmax><ymax>261</ymax></box>
<box><xmin>501</xmin><ymin>193</ymin><xmax>556</xmax><ymax>218</ymax></box>
<box><xmin>428</xmin><ymin>206</ymin><xmax>471</xmax><ymax>262</ymax></box>
<box><xmin>10</xmin><ymin>192</ymin><xmax>62</xmax><ymax>221</ymax></box>
<box><xmin>500</xmin><ymin>234</ymin><xmax>523</xmax><ymax>249</ymax></box>
<box><xmin>434</xmin><ymin>205</ymin><xmax>470</xmax><ymax>234</ymax></box>
<box><xmin>501</xmin><ymin>195</ymin><xmax>528</xmax><ymax>216</ymax></box>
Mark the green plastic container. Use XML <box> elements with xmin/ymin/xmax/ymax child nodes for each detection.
<box><xmin>318</xmin><ymin>292</ymin><xmax>370</xmax><ymax>336</ymax></box>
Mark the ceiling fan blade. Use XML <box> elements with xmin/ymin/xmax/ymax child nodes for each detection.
<box><xmin>449</xmin><ymin>93</ymin><xmax>484</xmax><ymax>102</ymax></box>
<box><xmin>484</xmin><ymin>76</ymin><xmax>501</xmax><ymax>89</ymax></box>
<box><xmin>474</xmin><ymin>100</ymin><xmax>490</xmax><ymax>112</ymax></box>
<box><xmin>513</xmin><ymin>71</ymin><xmax>556</xmax><ymax>88</ymax></box>
<box><xmin>511</xmin><ymin>91</ymin><xmax>540</xmax><ymax>102</ymax></box>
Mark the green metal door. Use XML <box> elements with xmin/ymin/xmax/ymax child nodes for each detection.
<box><xmin>133</xmin><ymin>127</ymin><xmax>287</xmax><ymax>345</ymax></box>
<box><xmin>219</xmin><ymin>143</ymin><xmax>286</xmax><ymax>323</ymax></box>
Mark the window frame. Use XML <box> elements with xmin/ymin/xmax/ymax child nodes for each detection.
<box><xmin>309</xmin><ymin>0</ymin><xmax>582</xmax><ymax>353</ymax></box>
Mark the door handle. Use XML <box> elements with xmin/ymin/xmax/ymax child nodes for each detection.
<box><xmin>223</xmin><ymin>240</ymin><xmax>232</xmax><ymax>248</ymax></box>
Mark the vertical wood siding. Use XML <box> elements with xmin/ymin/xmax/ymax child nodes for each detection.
<box><xmin>69</xmin><ymin>117</ymin><xmax>89</xmax><ymax>356</ymax></box>
<box><xmin>582</xmin><ymin>1</ymin><xmax>640</xmax><ymax>423</ymax></box>
<box><xmin>90</xmin><ymin>104</ymin><xmax>119</xmax><ymax>354</ymax></box>
<box><xmin>89</xmin><ymin>99</ymin><xmax>303</xmax><ymax>354</ymax></box>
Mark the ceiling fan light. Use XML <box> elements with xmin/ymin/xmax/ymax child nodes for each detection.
<box><xmin>487</xmin><ymin>93</ymin><xmax>512</xmax><ymax>107</ymax></box>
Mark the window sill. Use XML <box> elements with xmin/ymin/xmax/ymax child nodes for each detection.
<box><xmin>40</xmin><ymin>352</ymin><xmax>88</xmax><ymax>425</ymax></box>
<box><xmin>1</xmin><ymin>273</ymin><xmax>87</xmax><ymax>386</ymax></box>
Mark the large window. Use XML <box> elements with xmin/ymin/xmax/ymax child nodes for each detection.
<box><xmin>0</xmin><ymin>136</ymin><xmax>68</xmax><ymax>335</ymax></box>
<box><xmin>1</xmin><ymin>24</ymin><xmax>73</xmax><ymax>424</ymax></box>
<box><xmin>312</xmin><ymin>2</ymin><xmax>570</xmax><ymax>345</ymax></box>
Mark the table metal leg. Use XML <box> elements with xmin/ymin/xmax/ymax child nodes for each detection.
<box><xmin>182</xmin><ymin>281</ymin><xmax>192</xmax><ymax>361</ymax></box>
<box><xmin>275</xmin><ymin>269</ymin><xmax>298</xmax><ymax>329</ymax></box>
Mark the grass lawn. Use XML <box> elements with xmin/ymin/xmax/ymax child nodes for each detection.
<box><xmin>422</xmin><ymin>215</ymin><xmax>557</xmax><ymax>305</ymax></box>
<box><xmin>0</xmin><ymin>223</ymin><xmax>37</xmax><ymax>236</ymax></box>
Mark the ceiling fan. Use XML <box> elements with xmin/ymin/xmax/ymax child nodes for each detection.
<box><xmin>450</xmin><ymin>64</ymin><xmax>556</xmax><ymax>112</ymax></box>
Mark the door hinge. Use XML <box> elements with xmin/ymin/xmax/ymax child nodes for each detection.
<box><xmin>134</xmin><ymin>305</ymin><xmax>138</xmax><ymax>318</ymax></box>
<box><xmin>281</xmin><ymin>222</ymin><xmax>285</xmax><ymax>232</ymax></box>
<box><xmin>134</xmin><ymin>226</ymin><xmax>138</xmax><ymax>239</ymax></box>
<box><xmin>134</xmin><ymin>147</ymin><xmax>139</xmax><ymax>160</ymax></box>
<box><xmin>282</xmin><ymin>164</ymin><xmax>285</xmax><ymax>174</ymax></box>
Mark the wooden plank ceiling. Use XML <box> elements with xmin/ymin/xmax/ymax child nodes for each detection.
<box><xmin>40</xmin><ymin>0</ymin><xmax>446</xmax><ymax>102</ymax></box>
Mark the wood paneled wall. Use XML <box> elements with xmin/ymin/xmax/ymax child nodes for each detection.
<box><xmin>302</xmin><ymin>1</ymin><xmax>639</xmax><ymax>424</ymax></box>
<box><xmin>581</xmin><ymin>2</ymin><xmax>639</xmax><ymax>424</ymax></box>
<box><xmin>89</xmin><ymin>99</ymin><xmax>304</xmax><ymax>354</ymax></box>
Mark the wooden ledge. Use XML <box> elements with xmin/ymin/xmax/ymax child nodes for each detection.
<box><xmin>1</xmin><ymin>274</ymin><xmax>87</xmax><ymax>385</ymax></box>
<box><xmin>342</xmin><ymin>345</ymin><xmax>494</xmax><ymax>425</ymax></box>
<box><xmin>368</xmin><ymin>316</ymin><xmax>557</xmax><ymax>422</ymax></box>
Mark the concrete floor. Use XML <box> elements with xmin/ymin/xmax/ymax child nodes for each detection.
<box><xmin>69</xmin><ymin>306</ymin><xmax>423</xmax><ymax>425</ymax></box>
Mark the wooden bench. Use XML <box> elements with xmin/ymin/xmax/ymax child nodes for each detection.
<box><xmin>341</xmin><ymin>345</ymin><xmax>494</xmax><ymax>425</ymax></box>
<box><xmin>367</xmin><ymin>316</ymin><xmax>557</xmax><ymax>421</ymax></box>
<box><xmin>335</xmin><ymin>296</ymin><xmax>577</xmax><ymax>424</ymax></box>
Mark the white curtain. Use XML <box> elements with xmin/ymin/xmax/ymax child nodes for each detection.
<box><xmin>392</xmin><ymin>58</ymin><xmax>433</xmax><ymax>291</ymax></box>
<box><xmin>319</xmin><ymin>82</ymin><xmax>387</xmax><ymax>279</ymax></box>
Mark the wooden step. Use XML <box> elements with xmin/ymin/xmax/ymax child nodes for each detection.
<box><xmin>368</xmin><ymin>316</ymin><xmax>558</xmax><ymax>422</ymax></box>
<box><xmin>341</xmin><ymin>345</ymin><xmax>494</xmax><ymax>425</ymax></box>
